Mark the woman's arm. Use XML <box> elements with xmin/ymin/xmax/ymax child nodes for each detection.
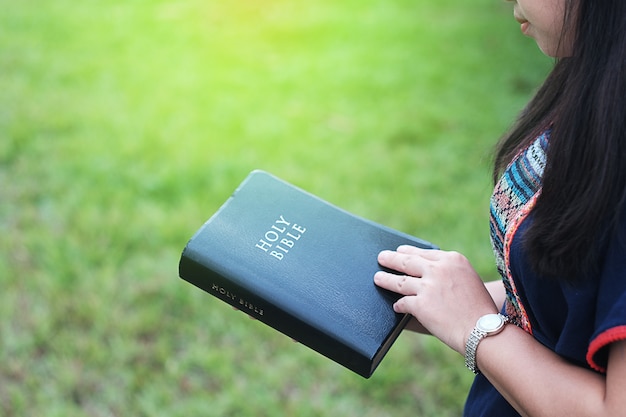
<box><xmin>477</xmin><ymin>325</ymin><xmax>626</xmax><ymax>417</ymax></box>
<box><xmin>485</xmin><ymin>279</ymin><xmax>506</xmax><ymax>310</ymax></box>
<box><xmin>374</xmin><ymin>246</ymin><xmax>626</xmax><ymax>417</ymax></box>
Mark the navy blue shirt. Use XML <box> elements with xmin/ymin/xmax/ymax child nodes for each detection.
<box><xmin>464</xmin><ymin>132</ymin><xmax>626</xmax><ymax>415</ymax></box>
<box><xmin>464</xmin><ymin>215</ymin><xmax>626</xmax><ymax>416</ymax></box>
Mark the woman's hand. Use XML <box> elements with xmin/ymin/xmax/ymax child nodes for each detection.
<box><xmin>374</xmin><ymin>245</ymin><xmax>498</xmax><ymax>355</ymax></box>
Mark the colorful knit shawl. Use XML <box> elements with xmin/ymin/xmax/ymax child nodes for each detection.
<box><xmin>489</xmin><ymin>131</ymin><xmax>549</xmax><ymax>334</ymax></box>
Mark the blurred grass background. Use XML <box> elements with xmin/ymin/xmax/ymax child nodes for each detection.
<box><xmin>0</xmin><ymin>0</ymin><xmax>551</xmax><ymax>416</ymax></box>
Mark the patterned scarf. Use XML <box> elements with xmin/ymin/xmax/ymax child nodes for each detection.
<box><xmin>489</xmin><ymin>131</ymin><xmax>549</xmax><ymax>333</ymax></box>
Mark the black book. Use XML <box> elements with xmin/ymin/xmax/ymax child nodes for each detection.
<box><xmin>179</xmin><ymin>170</ymin><xmax>437</xmax><ymax>378</ymax></box>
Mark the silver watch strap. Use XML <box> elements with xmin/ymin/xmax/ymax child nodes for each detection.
<box><xmin>465</xmin><ymin>327</ymin><xmax>486</xmax><ymax>374</ymax></box>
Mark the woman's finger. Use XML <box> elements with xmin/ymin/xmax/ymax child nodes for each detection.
<box><xmin>392</xmin><ymin>295</ymin><xmax>418</xmax><ymax>314</ymax></box>
<box><xmin>377</xmin><ymin>249</ymin><xmax>427</xmax><ymax>276</ymax></box>
<box><xmin>374</xmin><ymin>270</ymin><xmax>420</xmax><ymax>296</ymax></box>
<box><xmin>397</xmin><ymin>245</ymin><xmax>441</xmax><ymax>261</ymax></box>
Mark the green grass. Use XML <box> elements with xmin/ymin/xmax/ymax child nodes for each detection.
<box><xmin>0</xmin><ymin>0</ymin><xmax>552</xmax><ymax>415</ymax></box>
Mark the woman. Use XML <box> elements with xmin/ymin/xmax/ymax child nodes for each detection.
<box><xmin>374</xmin><ymin>0</ymin><xmax>626</xmax><ymax>415</ymax></box>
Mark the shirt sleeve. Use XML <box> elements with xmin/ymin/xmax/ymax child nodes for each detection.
<box><xmin>586</xmin><ymin>211</ymin><xmax>626</xmax><ymax>373</ymax></box>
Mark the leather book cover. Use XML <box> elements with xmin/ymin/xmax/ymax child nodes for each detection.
<box><xmin>178</xmin><ymin>170</ymin><xmax>437</xmax><ymax>378</ymax></box>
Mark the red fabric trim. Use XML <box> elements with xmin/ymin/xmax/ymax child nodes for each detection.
<box><xmin>587</xmin><ymin>326</ymin><xmax>626</xmax><ymax>373</ymax></box>
<box><xmin>502</xmin><ymin>192</ymin><xmax>540</xmax><ymax>335</ymax></box>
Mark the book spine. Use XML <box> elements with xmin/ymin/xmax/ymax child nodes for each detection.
<box><xmin>178</xmin><ymin>251</ymin><xmax>375</xmax><ymax>378</ymax></box>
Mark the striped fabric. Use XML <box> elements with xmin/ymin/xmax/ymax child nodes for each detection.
<box><xmin>489</xmin><ymin>131</ymin><xmax>549</xmax><ymax>333</ymax></box>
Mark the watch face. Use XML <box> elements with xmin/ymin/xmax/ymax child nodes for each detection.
<box><xmin>477</xmin><ymin>314</ymin><xmax>505</xmax><ymax>333</ymax></box>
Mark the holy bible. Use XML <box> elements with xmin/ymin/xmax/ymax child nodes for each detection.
<box><xmin>178</xmin><ymin>170</ymin><xmax>437</xmax><ymax>378</ymax></box>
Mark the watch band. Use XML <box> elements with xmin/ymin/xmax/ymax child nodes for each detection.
<box><xmin>465</xmin><ymin>313</ymin><xmax>508</xmax><ymax>374</ymax></box>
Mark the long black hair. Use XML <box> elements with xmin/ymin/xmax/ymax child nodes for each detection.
<box><xmin>494</xmin><ymin>0</ymin><xmax>626</xmax><ymax>281</ymax></box>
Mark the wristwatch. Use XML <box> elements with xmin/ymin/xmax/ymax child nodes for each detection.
<box><xmin>465</xmin><ymin>313</ymin><xmax>509</xmax><ymax>374</ymax></box>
